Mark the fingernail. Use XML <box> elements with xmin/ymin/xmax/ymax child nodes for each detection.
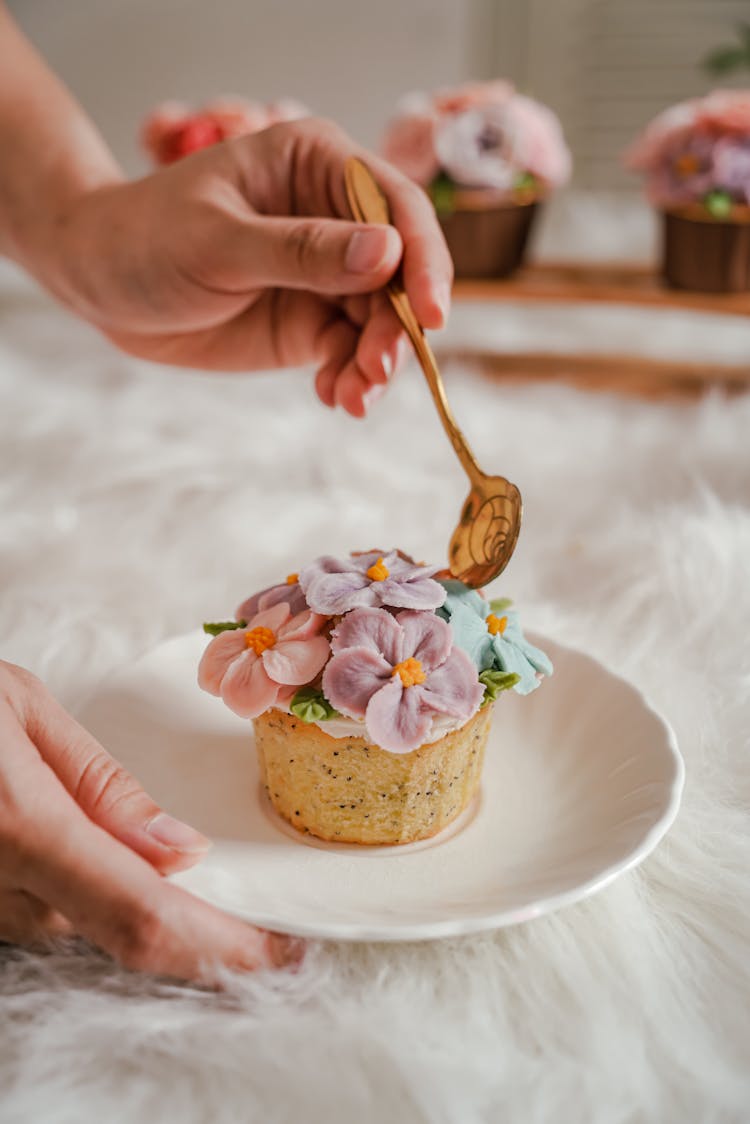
<box><xmin>268</xmin><ymin>933</ymin><xmax>306</xmax><ymax>969</ymax></box>
<box><xmin>435</xmin><ymin>281</ymin><xmax>451</xmax><ymax>322</ymax></box>
<box><xmin>346</xmin><ymin>229</ymin><xmax>390</xmax><ymax>274</ymax></box>
<box><xmin>145</xmin><ymin>812</ymin><xmax>211</xmax><ymax>854</ymax></box>
<box><xmin>381</xmin><ymin>351</ymin><xmax>393</xmax><ymax>379</ymax></box>
<box><xmin>363</xmin><ymin>384</ymin><xmax>386</xmax><ymax>412</ymax></box>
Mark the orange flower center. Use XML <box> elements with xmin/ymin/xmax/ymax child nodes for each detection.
<box><xmin>245</xmin><ymin>626</ymin><xmax>276</xmax><ymax>655</ymax></box>
<box><xmin>674</xmin><ymin>153</ymin><xmax>700</xmax><ymax>177</ymax></box>
<box><xmin>285</xmin><ymin>572</ymin><xmax>298</xmax><ymax>585</ymax></box>
<box><xmin>366</xmin><ymin>557</ymin><xmax>390</xmax><ymax>582</ymax></box>
<box><xmin>486</xmin><ymin>613</ymin><xmax>508</xmax><ymax>636</ymax></box>
<box><xmin>392</xmin><ymin>657</ymin><xmax>426</xmax><ymax>688</ymax></box>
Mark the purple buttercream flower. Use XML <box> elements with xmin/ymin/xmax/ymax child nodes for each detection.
<box><xmin>236</xmin><ymin>573</ymin><xmax>308</xmax><ymax>622</ymax></box>
<box><xmin>298</xmin><ymin>550</ymin><xmax>446</xmax><ymax>616</ymax></box>
<box><xmin>322</xmin><ymin>607</ymin><xmax>483</xmax><ymax>753</ymax></box>
<box><xmin>650</xmin><ymin>131</ymin><xmax>717</xmax><ymax>205</ymax></box>
<box><xmin>714</xmin><ymin>137</ymin><xmax>750</xmax><ymax>203</ymax></box>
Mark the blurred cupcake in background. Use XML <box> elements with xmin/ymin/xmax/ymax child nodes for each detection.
<box><xmin>382</xmin><ymin>81</ymin><xmax>571</xmax><ymax>278</ymax></box>
<box><xmin>627</xmin><ymin>90</ymin><xmax>750</xmax><ymax>292</ymax></box>
<box><xmin>141</xmin><ymin>96</ymin><xmax>309</xmax><ymax>165</ymax></box>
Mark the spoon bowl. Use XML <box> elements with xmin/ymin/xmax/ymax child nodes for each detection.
<box><xmin>449</xmin><ymin>476</ymin><xmax>523</xmax><ymax>589</ymax></box>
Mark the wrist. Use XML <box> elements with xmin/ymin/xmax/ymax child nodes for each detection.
<box><xmin>6</xmin><ymin>168</ymin><xmax>124</xmax><ymax>309</ymax></box>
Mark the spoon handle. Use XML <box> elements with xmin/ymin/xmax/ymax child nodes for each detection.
<box><xmin>387</xmin><ymin>286</ymin><xmax>481</xmax><ymax>480</ymax></box>
<box><xmin>344</xmin><ymin>158</ymin><xmax>482</xmax><ymax>484</ymax></box>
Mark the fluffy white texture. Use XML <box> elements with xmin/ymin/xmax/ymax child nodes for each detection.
<box><xmin>1</xmin><ymin>257</ymin><xmax>750</xmax><ymax>1123</ymax></box>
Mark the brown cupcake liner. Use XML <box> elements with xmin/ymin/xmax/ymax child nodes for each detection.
<box><xmin>438</xmin><ymin>200</ymin><xmax>539</xmax><ymax>280</ymax></box>
<box><xmin>662</xmin><ymin>208</ymin><xmax>750</xmax><ymax>293</ymax></box>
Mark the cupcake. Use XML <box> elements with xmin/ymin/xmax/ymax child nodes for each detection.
<box><xmin>198</xmin><ymin>550</ymin><xmax>552</xmax><ymax>845</ymax></box>
<box><xmin>626</xmin><ymin>90</ymin><xmax>750</xmax><ymax>292</ymax></box>
<box><xmin>140</xmin><ymin>96</ymin><xmax>309</xmax><ymax>165</ymax></box>
<box><xmin>381</xmin><ymin>82</ymin><xmax>571</xmax><ymax>279</ymax></box>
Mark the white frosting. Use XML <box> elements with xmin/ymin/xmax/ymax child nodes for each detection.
<box><xmin>281</xmin><ymin>707</ymin><xmax>466</xmax><ymax>747</ymax></box>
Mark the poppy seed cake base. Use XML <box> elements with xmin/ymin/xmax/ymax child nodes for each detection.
<box><xmin>253</xmin><ymin>705</ymin><xmax>494</xmax><ymax>845</ymax></box>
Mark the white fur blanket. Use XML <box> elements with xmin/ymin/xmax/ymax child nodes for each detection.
<box><xmin>1</xmin><ymin>257</ymin><xmax>749</xmax><ymax>1124</ymax></box>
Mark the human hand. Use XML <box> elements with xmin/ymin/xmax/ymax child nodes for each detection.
<box><xmin>46</xmin><ymin>118</ymin><xmax>453</xmax><ymax>417</ymax></box>
<box><xmin>0</xmin><ymin>659</ymin><xmax>301</xmax><ymax>982</ymax></box>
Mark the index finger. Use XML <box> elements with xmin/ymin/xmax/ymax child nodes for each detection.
<box><xmin>15</xmin><ymin>742</ymin><xmax>299</xmax><ymax>982</ymax></box>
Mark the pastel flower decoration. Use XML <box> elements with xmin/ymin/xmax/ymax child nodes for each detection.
<box><xmin>141</xmin><ymin>96</ymin><xmax>309</xmax><ymax>165</ymax></box>
<box><xmin>382</xmin><ymin>82</ymin><xmax>571</xmax><ymax>196</ymax></box>
<box><xmin>299</xmin><ymin>551</ymin><xmax>446</xmax><ymax>616</ymax></box>
<box><xmin>698</xmin><ymin>89</ymin><xmax>750</xmax><ymax>135</ymax></box>
<box><xmin>432</xmin><ymin>79</ymin><xmax>514</xmax><ymax>115</ymax></box>
<box><xmin>505</xmin><ymin>94</ymin><xmax>572</xmax><ymax>188</ymax></box>
<box><xmin>714</xmin><ymin>137</ymin><xmax>750</xmax><ymax>203</ymax></box>
<box><xmin>435</xmin><ymin>103</ymin><xmax>518</xmax><ymax>191</ymax></box>
<box><xmin>626</xmin><ymin>90</ymin><xmax>750</xmax><ymax>210</ymax></box>
<box><xmin>198</xmin><ymin>602</ymin><xmax>329</xmax><ymax>719</ymax></box>
<box><xmin>438</xmin><ymin>581</ymin><xmax>552</xmax><ymax>695</ymax></box>
<box><xmin>435</xmin><ymin>96</ymin><xmax>571</xmax><ymax>191</ymax></box>
<box><xmin>382</xmin><ymin>105</ymin><xmax>441</xmax><ymax>186</ymax></box>
<box><xmin>322</xmin><ymin>608</ymin><xmax>483</xmax><ymax>753</ymax></box>
<box><xmin>235</xmin><ymin>571</ymin><xmax>308</xmax><ymax>622</ymax></box>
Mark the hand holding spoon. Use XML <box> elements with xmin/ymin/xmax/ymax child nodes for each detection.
<box><xmin>344</xmin><ymin>157</ymin><xmax>522</xmax><ymax>588</ymax></box>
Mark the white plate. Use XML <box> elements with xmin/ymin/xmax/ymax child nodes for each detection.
<box><xmin>78</xmin><ymin>631</ymin><xmax>683</xmax><ymax>942</ymax></box>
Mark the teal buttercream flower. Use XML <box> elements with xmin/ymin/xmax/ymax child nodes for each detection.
<box><xmin>437</xmin><ymin>580</ymin><xmax>552</xmax><ymax>695</ymax></box>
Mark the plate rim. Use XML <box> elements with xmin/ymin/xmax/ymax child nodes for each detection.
<box><xmin>81</xmin><ymin>630</ymin><xmax>685</xmax><ymax>941</ymax></box>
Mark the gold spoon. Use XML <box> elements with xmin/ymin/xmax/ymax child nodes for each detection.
<box><xmin>344</xmin><ymin>157</ymin><xmax>522</xmax><ymax>588</ymax></box>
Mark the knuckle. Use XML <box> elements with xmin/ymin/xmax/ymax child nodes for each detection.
<box><xmin>74</xmin><ymin>754</ymin><xmax>138</xmax><ymax>818</ymax></box>
<box><xmin>285</xmin><ymin>223</ymin><xmax>321</xmax><ymax>274</ymax></box>
<box><xmin>297</xmin><ymin>115</ymin><xmax>343</xmax><ymax>143</ymax></box>
<box><xmin>111</xmin><ymin>902</ymin><xmax>167</xmax><ymax>972</ymax></box>
<box><xmin>0</xmin><ymin>660</ymin><xmax>42</xmax><ymax>702</ymax></box>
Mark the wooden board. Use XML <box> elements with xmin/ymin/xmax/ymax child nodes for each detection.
<box><xmin>448</xmin><ymin>262</ymin><xmax>750</xmax><ymax>397</ymax></box>
<box><xmin>435</xmin><ymin>349</ymin><xmax>749</xmax><ymax>400</ymax></box>
<box><xmin>453</xmin><ymin>262</ymin><xmax>750</xmax><ymax>318</ymax></box>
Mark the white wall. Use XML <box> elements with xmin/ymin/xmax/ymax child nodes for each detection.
<box><xmin>8</xmin><ymin>0</ymin><xmax>747</xmax><ymax>188</ymax></box>
<box><xmin>8</xmin><ymin>0</ymin><xmax>495</xmax><ymax>173</ymax></box>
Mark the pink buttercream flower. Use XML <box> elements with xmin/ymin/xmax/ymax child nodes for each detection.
<box><xmin>625</xmin><ymin>101</ymin><xmax>701</xmax><ymax>171</ymax></box>
<box><xmin>432</xmin><ymin>80</ymin><xmax>514</xmax><ymax>115</ymax></box>
<box><xmin>506</xmin><ymin>95</ymin><xmax>572</xmax><ymax>187</ymax></box>
<box><xmin>626</xmin><ymin>90</ymin><xmax>750</xmax><ymax>206</ymax></box>
<box><xmin>198</xmin><ymin>602</ymin><xmax>329</xmax><ymax>719</ymax></box>
<box><xmin>435</xmin><ymin>104</ymin><xmax>517</xmax><ymax>190</ymax></box>
<box><xmin>299</xmin><ymin>551</ymin><xmax>446</xmax><ymax>616</ymax></box>
<box><xmin>435</xmin><ymin>95</ymin><xmax>570</xmax><ymax>191</ymax></box>
<box><xmin>140</xmin><ymin>100</ymin><xmax>190</xmax><ymax>160</ymax></box>
<box><xmin>236</xmin><ymin>573</ymin><xmax>308</xmax><ymax>621</ymax></box>
<box><xmin>382</xmin><ymin>110</ymin><xmax>440</xmax><ymax>186</ymax></box>
<box><xmin>141</xmin><ymin>96</ymin><xmax>310</xmax><ymax>166</ymax></box>
<box><xmin>698</xmin><ymin>89</ymin><xmax>750</xmax><ymax>135</ymax></box>
<box><xmin>322</xmin><ymin>607</ymin><xmax>483</xmax><ymax>753</ymax></box>
<box><xmin>381</xmin><ymin>82</ymin><xmax>570</xmax><ymax>193</ymax></box>
<box><xmin>204</xmin><ymin>96</ymin><xmax>272</xmax><ymax>138</ymax></box>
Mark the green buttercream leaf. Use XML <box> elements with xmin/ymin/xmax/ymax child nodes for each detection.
<box><xmin>429</xmin><ymin>172</ymin><xmax>457</xmax><ymax>216</ymax></box>
<box><xmin>479</xmin><ymin>668</ymin><xmax>521</xmax><ymax>706</ymax></box>
<box><xmin>514</xmin><ymin>170</ymin><xmax>538</xmax><ymax>192</ymax></box>
<box><xmin>203</xmin><ymin>619</ymin><xmax>247</xmax><ymax>636</ymax></box>
<box><xmin>289</xmin><ymin>686</ymin><xmax>341</xmax><ymax>723</ymax></box>
<box><xmin>489</xmin><ymin>597</ymin><xmax>513</xmax><ymax>613</ymax></box>
<box><xmin>704</xmin><ymin>190</ymin><xmax>734</xmax><ymax>219</ymax></box>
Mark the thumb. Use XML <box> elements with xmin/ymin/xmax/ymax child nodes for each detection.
<box><xmin>238</xmin><ymin>216</ymin><xmax>403</xmax><ymax>294</ymax></box>
<box><xmin>23</xmin><ymin>681</ymin><xmax>210</xmax><ymax>875</ymax></box>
